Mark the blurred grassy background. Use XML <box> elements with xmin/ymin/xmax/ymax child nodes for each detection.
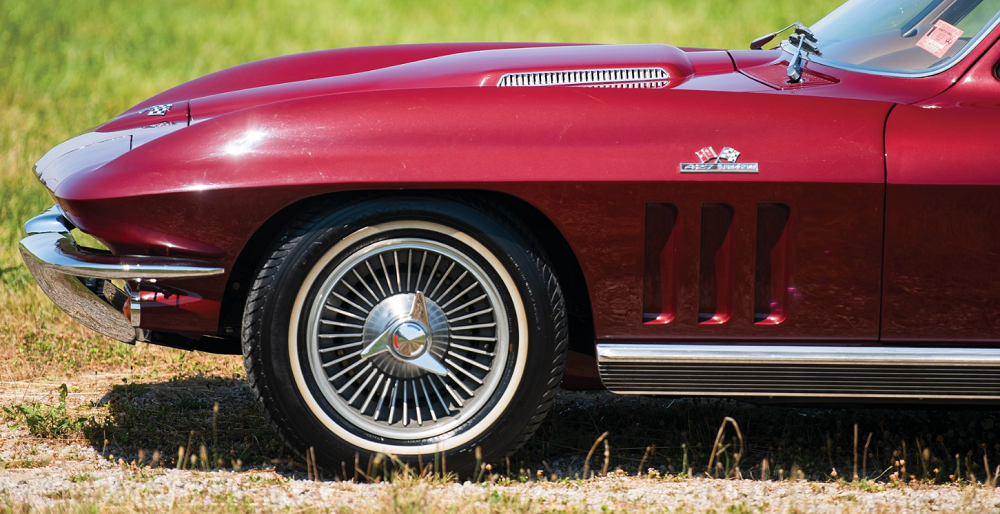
<box><xmin>0</xmin><ymin>0</ymin><xmax>840</xmax><ymax>379</ymax></box>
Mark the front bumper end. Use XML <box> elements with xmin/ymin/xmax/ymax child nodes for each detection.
<box><xmin>18</xmin><ymin>206</ymin><xmax>224</xmax><ymax>343</ymax></box>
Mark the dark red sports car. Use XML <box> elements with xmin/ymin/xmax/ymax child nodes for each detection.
<box><xmin>20</xmin><ymin>0</ymin><xmax>1000</xmax><ymax>470</ymax></box>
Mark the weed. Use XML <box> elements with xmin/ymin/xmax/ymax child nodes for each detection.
<box><xmin>725</xmin><ymin>502</ymin><xmax>763</xmax><ymax>514</ymax></box>
<box><xmin>2</xmin><ymin>384</ymin><xmax>87</xmax><ymax>438</ymax></box>
<box><xmin>68</xmin><ymin>473</ymin><xmax>96</xmax><ymax>483</ymax></box>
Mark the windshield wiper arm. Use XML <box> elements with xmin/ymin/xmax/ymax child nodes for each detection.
<box><xmin>750</xmin><ymin>22</ymin><xmax>798</xmax><ymax>50</ymax></box>
<box><xmin>786</xmin><ymin>24</ymin><xmax>820</xmax><ymax>83</ymax></box>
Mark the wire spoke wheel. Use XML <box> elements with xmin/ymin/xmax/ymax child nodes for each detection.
<box><xmin>243</xmin><ymin>198</ymin><xmax>567</xmax><ymax>470</ymax></box>
<box><xmin>305</xmin><ymin>237</ymin><xmax>510</xmax><ymax>440</ymax></box>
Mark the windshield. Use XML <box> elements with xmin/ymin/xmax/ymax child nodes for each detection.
<box><xmin>803</xmin><ymin>0</ymin><xmax>1000</xmax><ymax>74</ymax></box>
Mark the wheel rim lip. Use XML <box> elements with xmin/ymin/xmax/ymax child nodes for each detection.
<box><xmin>305</xmin><ymin>237</ymin><xmax>510</xmax><ymax>441</ymax></box>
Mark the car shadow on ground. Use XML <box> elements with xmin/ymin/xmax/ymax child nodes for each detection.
<box><xmin>86</xmin><ymin>377</ymin><xmax>1000</xmax><ymax>482</ymax></box>
<box><xmin>85</xmin><ymin>377</ymin><xmax>287</xmax><ymax>472</ymax></box>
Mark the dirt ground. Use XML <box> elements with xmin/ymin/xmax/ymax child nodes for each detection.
<box><xmin>4</xmin><ymin>372</ymin><xmax>1000</xmax><ymax>513</ymax></box>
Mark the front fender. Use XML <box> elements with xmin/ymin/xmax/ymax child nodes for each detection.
<box><xmin>54</xmin><ymin>85</ymin><xmax>890</xmax><ymax>335</ymax></box>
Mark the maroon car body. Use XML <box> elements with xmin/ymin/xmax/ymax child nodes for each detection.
<box><xmin>21</xmin><ymin>0</ymin><xmax>1000</xmax><ymax>468</ymax></box>
<box><xmin>48</xmin><ymin>38</ymin><xmax>1000</xmax><ymax>345</ymax></box>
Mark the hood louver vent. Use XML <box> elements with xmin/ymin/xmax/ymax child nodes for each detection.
<box><xmin>497</xmin><ymin>67</ymin><xmax>669</xmax><ymax>88</ymax></box>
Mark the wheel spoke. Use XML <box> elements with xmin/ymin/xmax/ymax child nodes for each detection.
<box><xmin>451</xmin><ymin>334</ymin><xmax>497</xmax><ymax>342</ymax></box>
<box><xmin>321</xmin><ymin>319</ymin><xmax>364</xmax><ymax>330</ymax></box>
<box><xmin>373</xmin><ymin>377</ymin><xmax>393</xmax><ymax>421</ymax></box>
<box><xmin>412</xmin><ymin>380</ymin><xmax>423</xmax><ymax>426</ymax></box>
<box><xmin>421</xmin><ymin>378</ymin><xmax>442</xmax><ymax>420</ymax></box>
<box><xmin>364</xmin><ymin>261</ymin><xmax>387</xmax><ymax>299</ymax></box>
<box><xmin>394</xmin><ymin>251</ymin><xmax>403</xmax><ymax>293</ymax></box>
<box><xmin>318</xmin><ymin>332</ymin><xmax>363</xmax><ymax>339</ymax></box>
<box><xmin>339</xmin><ymin>363</ymin><xmax>373</xmax><ymax>395</ymax></box>
<box><xmin>447</xmin><ymin>350</ymin><xmax>491</xmax><ymax>372</ymax></box>
<box><xmin>428</xmin><ymin>262</ymin><xmax>455</xmax><ymax>299</ymax></box>
<box><xmin>423</xmin><ymin>255</ymin><xmax>442</xmax><ymax>292</ymax></box>
<box><xmin>352</xmin><ymin>269</ymin><xmax>380</xmax><ymax>305</ymax></box>
<box><xmin>324</xmin><ymin>305</ymin><xmax>367</xmax><ymax>322</ymax></box>
<box><xmin>347</xmin><ymin>366</ymin><xmax>379</xmax><ymax>403</ymax></box>
<box><xmin>448</xmin><ymin>307</ymin><xmax>493</xmax><ymax>324</ymax></box>
<box><xmin>388</xmin><ymin>381</ymin><xmax>399</xmax><ymax>424</ymax></box>
<box><xmin>446</xmin><ymin>359</ymin><xmax>484</xmax><ymax>385</ymax></box>
<box><xmin>378</xmin><ymin>254</ymin><xmax>394</xmax><ymax>295</ymax></box>
<box><xmin>433</xmin><ymin>270</ymin><xmax>468</xmax><ymax>303</ymax></box>
<box><xmin>447</xmin><ymin>370</ymin><xmax>477</xmax><ymax>396</ymax></box>
<box><xmin>406</xmin><ymin>249</ymin><xmax>413</xmax><ymax>292</ymax></box>
<box><xmin>402</xmin><ymin>379</ymin><xmax>409</xmax><ymax>426</ymax></box>
<box><xmin>438</xmin><ymin>281</ymin><xmax>478</xmax><ymax>310</ymax></box>
<box><xmin>444</xmin><ymin>294</ymin><xmax>487</xmax><ymax>317</ymax></box>
<box><xmin>332</xmin><ymin>291</ymin><xmax>370</xmax><ymax>314</ymax></box>
<box><xmin>329</xmin><ymin>357</ymin><xmax>368</xmax><ymax>381</ymax></box>
<box><xmin>450</xmin><ymin>322</ymin><xmax>497</xmax><ymax>332</ymax></box>
<box><xmin>450</xmin><ymin>342</ymin><xmax>495</xmax><ymax>357</ymax></box>
<box><xmin>318</xmin><ymin>341</ymin><xmax>363</xmax><ymax>353</ymax></box>
<box><xmin>323</xmin><ymin>350</ymin><xmax>363</xmax><ymax>368</ymax></box>
<box><xmin>435</xmin><ymin>374</ymin><xmax>464</xmax><ymax>408</ymax></box>
<box><xmin>415</xmin><ymin>251</ymin><xmax>428</xmax><ymax>293</ymax></box>
<box><xmin>360</xmin><ymin>373</ymin><xmax>385</xmax><ymax>414</ymax></box>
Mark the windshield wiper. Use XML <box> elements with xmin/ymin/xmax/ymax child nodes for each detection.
<box><xmin>786</xmin><ymin>24</ymin><xmax>820</xmax><ymax>83</ymax></box>
<box><xmin>749</xmin><ymin>22</ymin><xmax>821</xmax><ymax>83</ymax></box>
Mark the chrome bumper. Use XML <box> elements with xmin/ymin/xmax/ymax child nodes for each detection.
<box><xmin>18</xmin><ymin>206</ymin><xmax>224</xmax><ymax>343</ymax></box>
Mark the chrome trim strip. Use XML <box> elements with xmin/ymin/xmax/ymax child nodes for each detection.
<box><xmin>24</xmin><ymin>205</ymin><xmax>73</xmax><ymax>235</ymax></box>
<box><xmin>597</xmin><ymin>343</ymin><xmax>1000</xmax><ymax>366</ymax></box>
<box><xmin>598</xmin><ymin>344</ymin><xmax>1000</xmax><ymax>400</ymax></box>
<box><xmin>603</xmin><ymin>391</ymin><xmax>1000</xmax><ymax>400</ymax></box>
<box><xmin>20</xmin><ymin>232</ymin><xmax>224</xmax><ymax>280</ymax></box>
<box><xmin>781</xmin><ymin>13</ymin><xmax>1000</xmax><ymax>79</ymax></box>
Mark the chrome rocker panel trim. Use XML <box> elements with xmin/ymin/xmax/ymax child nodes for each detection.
<box><xmin>597</xmin><ymin>343</ymin><xmax>1000</xmax><ymax>400</ymax></box>
<box><xmin>18</xmin><ymin>205</ymin><xmax>224</xmax><ymax>343</ymax></box>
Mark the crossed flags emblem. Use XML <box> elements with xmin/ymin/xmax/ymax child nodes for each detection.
<box><xmin>696</xmin><ymin>146</ymin><xmax>741</xmax><ymax>164</ymax></box>
<box><xmin>140</xmin><ymin>103</ymin><xmax>173</xmax><ymax>116</ymax></box>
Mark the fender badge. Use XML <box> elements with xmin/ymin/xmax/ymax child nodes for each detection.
<box><xmin>680</xmin><ymin>146</ymin><xmax>758</xmax><ymax>173</ymax></box>
<box><xmin>139</xmin><ymin>103</ymin><xmax>173</xmax><ymax>116</ymax></box>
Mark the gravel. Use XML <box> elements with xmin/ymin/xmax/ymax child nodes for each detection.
<box><xmin>4</xmin><ymin>375</ymin><xmax>1000</xmax><ymax>513</ymax></box>
<box><xmin>2</xmin><ymin>446</ymin><xmax>1000</xmax><ymax>513</ymax></box>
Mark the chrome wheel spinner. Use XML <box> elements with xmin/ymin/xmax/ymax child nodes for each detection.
<box><xmin>360</xmin><ymin>291</ymin><xmax>448</xmax><ymax>376</ymax></box>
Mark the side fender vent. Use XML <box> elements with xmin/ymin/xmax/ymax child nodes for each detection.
<box><xmin>497</xmin><ymin>67</ymin><xmax>669</xmax><ymax>88</ymax></box>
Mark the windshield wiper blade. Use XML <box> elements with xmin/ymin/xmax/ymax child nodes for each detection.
<box><xmin>786</xmin><ymin>24</ymin><xmax>820</xmax><ymax>83</ymax></box>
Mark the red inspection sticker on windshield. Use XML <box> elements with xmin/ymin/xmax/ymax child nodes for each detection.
<box><xmin>917</xmin><ymin>20</ymin><xmax>964</xmax><ymax>58</ymax></box>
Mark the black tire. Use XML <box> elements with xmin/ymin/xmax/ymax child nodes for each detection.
<box><xmin>241</xmin><ymin>196</ymin><xmax>567</xmax><ymax>473</ymax></box>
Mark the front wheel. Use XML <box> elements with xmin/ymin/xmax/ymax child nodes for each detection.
<box><xmin>241</xmin><ymin>197</ymin><xmax>567</xmax><ymax>472</ymax></box>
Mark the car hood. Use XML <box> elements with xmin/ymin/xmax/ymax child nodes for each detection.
<box><xmin>100</xmin><ymin>43</ymin><xmax>721</xmax><ymax>130</ymax></box>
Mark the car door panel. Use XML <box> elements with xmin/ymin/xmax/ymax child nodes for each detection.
<box><xmin>884</xmin><ymin>102</ymin><xmax>1000</xmax><ymax>343</ymax></box>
